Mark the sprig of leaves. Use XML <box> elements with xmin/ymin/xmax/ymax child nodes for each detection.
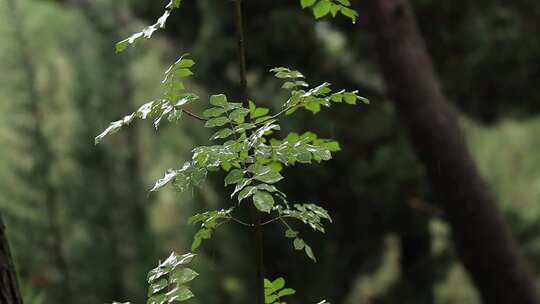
<box><xmin>271</xmin><ymin>67</ymin><xmax>369</xmax><ymax>115</ymax></box>
<box><xmin>146</xmin><ymin>252</ymin><xmax>198</xmax><ymax>304</ymax></box>
<box><xmin>298</xmin><ymin>0</ymin><xmax>359</xmax><ymax>23</ymax></box>
<box><xmin>95</xmin><ymin>55</ymin><xmax>197</xmax><ymax>144</ymax></box>
<box><xmin>264</xmin><ymin>277</ymin><xmax>331</xmax><ymax>304</ymax></box>
<box><xmin>115</xmin><ymin>0</ymin><xmax>182</xmax><ymax>52</ymax></box>
<box><xmin>264</xmin><ymin>277</ymin><xmax>296</xmax><ymax>304</ymax></box>
<box><xmin>188</xmin><ymin>208</ymin><xmax>233</xmax><ymax>251</ymax></box>
<box><xmin>97</xmin><ymin>62</ymin><xmax>365</xmax><ymax>263</ymax></box>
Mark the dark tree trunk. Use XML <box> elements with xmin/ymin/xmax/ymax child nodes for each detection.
<box><xmin>0</xmin><ymin>215</ymin><xmax>23</xmax><ymax>304</ymax></box>
<box><xmin>359</xmin><ymin>0</ymin><xmax>540</xmax><ymax>303</ymax></box>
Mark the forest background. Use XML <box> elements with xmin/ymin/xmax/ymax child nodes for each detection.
<box><xmin>1</xmin><ymin>0</ymin><xmax>540</xmax><ymax>303</ymax></box>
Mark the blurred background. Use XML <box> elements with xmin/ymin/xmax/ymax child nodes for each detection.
<box><xmin>1</xmin><ymin>0</ymin><xmax>540</xmax><ymax>303</ymax></box>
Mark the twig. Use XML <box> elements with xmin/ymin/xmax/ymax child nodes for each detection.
<box><xmin>182</xmin><ymin>109</ymin><xmax>207</xmax><ymax>122</ymax></box>
<box><xmin>227</xmin><ymin>216</ymin><xmax>254</xmax><ymax>227</ymax></box>
<box><xmin>279</xmin><ymin>217</ymin><xmax>293</xmax><ymax>230</ymax></box>
<box><xmin>261</xmin><ymin>216</ymin><xmax>287</xmax><ymax>226</ymax></box>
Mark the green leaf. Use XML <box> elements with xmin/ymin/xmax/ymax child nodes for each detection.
<box><xmin>115</xmin><ymin>39</ymin><xmax>130</xmax><ymax>53</ymax></box>
<box><xmin>203</xmin><ymin>107</ymin><xmax>227</xmax><ymax>118</ymax></box>
<box><xmin>254</xmin><ymin>115</ymin><xmax>273</xmax><ymax>124</ymax></box>
<box><xmin>268</xmin><ymin>162</ymin><xmax>283</xmax><ymax>172</ymax></box>
<box><xmin>308</xmin><ymin>146</ymin><xmax>332</xmax><ymax>161</ymax></box>
<box><xmin>210</xmin><ymin>94</ymin><xmax>228</xmax><ymax>107</ymax></box>
<box><xmin>171</xmin><ymin>268</ymin><xmax>199</xmax><ymax>284</ymax></box>
<box><xmin>224</xmin><ymin>102</ymin><xmax>243</xmax><ymax>111</ymax></box>
<box><xmin>293</xmin><ymin>238</ymin><xmax>305</xmax><ymax>250</ymax></box>
<box><xmin>265</xmin><ymin>294</ymin><xmax>278</xmax><ymax>304</ymax></box>
<box><xmin>340</xmin><ymin>7</ymin><xmax>359</xmax><ymax>23</ymax></box>
<box><xmin>95</xmin><ymin>120</ymin><xmax>127</xmax><ymax>144</ymax></box>
<box><xmin>277</xmin><ymin>288</ymin><xmax>296</xmax><ymax>297</ymax></box>
<box><xmin>238</xmin><ymin>186</ymin><xmax>257</xmax><ymax>202</ymax></box>
<box><xmin>256</xmin><ymin>184</ymin><xmax>285</xmax><ymax>197</ymax></box>
<box><xmin>147</xmin><ymin>294</ymin><xmax>167</xmax><ymax>304</ymax></box>
<box><xmin>313</xmin><ymin>0</ymin><xmax>332</xmax><ymax>18</ymax></box>
<box><xmin>210</xmin><ymin>128</ymin><xmax>233</xmax><ymax>140</ymax></box>
<box><xmin>305</xmin><ymin>243</ymin><xmax>317</xmax><ymax>262</ymax></box>
<box><xmin>166</xmin><ymin>0</ymin><xmax>182</xmax><ymax>9</ymax></box>
<box><xmin>254</xmin><ymin>170</ymin><xmax>283</xmax><ymax>184</ymax></box>
<box><xmin>231</xmin><ymin>178</ymin><xmax>253</xmax><ymax>197</ymax></box>
<box><xmin>191</xmin><ymin>167</ymin><xmax>207</xmax><ymax>188</ymax></box>
<box><xmin>330</xmin><ymin>92</ymin><xmax>343</xmax><ymax>102</ymax></box>
<box><xmin>150</xmin><ymin>169</ymin><xmax>178</xmax><ymax>192</ymax></box>
<box><xmin>147</xmin><ymin>252</ymin><xmax>195</xmax><ymax>284</ymax></box>
<box><xmin>229</xmin><ymin>108</ymin><xmax>250</xmax><ymax>123</ymax></box>
<box><xmin>301</xmin><ymin>0</ymin><xmax>317</xmax><ymax>8</ymax></box>
<box><xmin>253</xmin><ymin>191</ymin><xmax>275</xmax><ymax>213</ymax></box>
<box><xmin>148</xmin><ymin>278</ymin><xmax>168</xmax><ymax>296</ymax></box>
<box><xmin>251</xmin><ymin>107</ymin><xmax>270</xmax><ymax>120</ymax></box>
<box><xmin>359</xmin><ymin>96</ymin><xmax>370</xmax><ymax>104</ymax></box>
<box><xmin>176</xmin><ymin>58</ymin><xmax>194</xmax><ymax>68</ymax></box>
<box><xmin>234</xmin><ymin>123</ymin><xmax>256</xmax><ymax>133</ymax></box>
<box><xmin>343</xmin><ymin>92</ymin><xmax>357</xmax><ymax>104</ymax></box>
<box><xmin>161</xmin><ymin>252</ymin><xmax>196</xmax><ymax>269</ymax></box>
<box><xmin>191</xmin><ymin>228</ymin><xmax>211</xmax><ymax>251</ymax></box>
<box><xmin>224</xmin><ymin>169</ymin><xmax>245</xmax><ymax>186</ymax></box>
<box><xmin>323</xmin><ymin>140</ymin><xmax>341</xmax><ymax>152</ymax></box>
<box><xmin>271</xmin><ymin>67</ymin><xmax>304</xmax><ymax>79</ymax></box>
<box><xmin>285</xmin><ymin>229</ymin><xmax>298</xmax><ymax>238</ymax></box>
<box><xmin>205</xmin><ymin>117</ymin><xmax>230</xmax><ymax>128</ymax></box>
<box><xmin>166</xmin><ymin>286</ymin><xmax>194</xmax><ymax>302</ymax></box>
<box><xmin>305</xmin><ymin>101</ymin><xmax>321</xmax><ymax>114</ymax></box>
<box><xmin>271</xmin><ymin>278</ymin><xmax>285</xmax><ymax>290</ymax></box>
<box><xmin>116</xmin><ymin>9</ymin><xmax>172</xmax><ymax>53</ymax></box>
<box><xmin>330</xmin><ymin>3</ymin><xmax>340</xmax><ymax>16</ymax></box>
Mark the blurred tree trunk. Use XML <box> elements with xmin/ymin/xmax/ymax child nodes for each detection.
<box><xmin>359</xmin><ymin>0</ymin><xmax>540</xmax><ymax>303</ymax></box>
<box><xmin>6</xmin><ymin>0</ymin><xmax>73</xmax><ymax>302</ymax></box>
<box><xmin>0</xmin><ymin>215</ymin><xmax>23</xmax><ymax>304</ymax></box>
<box><xmin>60</xmin><ymin>0</ymin><xmax>156</xmax><ymax>300</ymax></box>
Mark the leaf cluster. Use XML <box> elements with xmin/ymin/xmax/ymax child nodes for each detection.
<box><xmin>264</xmin><ymin>277</ymin><xmax>331</xmax><ymax>304</ymax></box>
<box><xmin>146</xmin><ymin>252</ymin><xmax>198</xmax><ymax>304</ymax></box>
<box><xmin>115</xmin><ymin>0</ymin><xmax>182</xmax><ymax>52</ymax></box>
<box><xmin>95</xmin><ymin>55</ymin><xmax>196</xmax><ymax>144</ymax></box>
<box><xmin>298</xmin><ymin>0</ymin><xmax>359</xmax><ymax>23</ymax></box>
<box><xmin>264</xmin><ymin>277</ymin><xmax>296</xmax><ymax>304</ymax></box>
<box><xmin>97</xmin><ymin>60</ymin><xmax>367</xmax><ymax>262</ymax></box>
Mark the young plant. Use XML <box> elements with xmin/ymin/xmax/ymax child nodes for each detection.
<box><xmin>96</xmin><ymin>1</ymin><xmax>366</xmax><ymax>303</ymax></box>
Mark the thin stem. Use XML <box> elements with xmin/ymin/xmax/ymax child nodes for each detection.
<box><xmin>232</xmin><ymin>1</ymin><xmax>265</xmax><ymax>304</ymax></box>
<box><xmin>261</xmin><ymin>216</ymin><xmax>286</xmax><ymax>226</ymax></box>
<box><xmin>249</xmin><ymin>207</ymin><xmax>265</xmax><ymax>304</ymax></box>
<box><xmin>227</xmin><ymin>216</ymin><xmax>254</xmax><ymax>227</ymax></box>
<box><xmin>252</xmin><ymin>104</ymin><xmax>299</xmax><ymax>127</ymax></box>
<box><xmin>234</xmin><ymin>0</ymin><xmax>249</xmax><ymax>108</ymax></box>
<box><xmin>215</xmin><ymin>218</ymin><xmax>232</xmax><ymax>229</ymax></box>
<box><xmin>182</xmin><ymin>109</ymin><xmax>207</xmax><ymax>122</ymax></box>
<box><xmin>279</xmin><ymin>217</ymin><xmax>293</xmax><ymax>230</ymax></box>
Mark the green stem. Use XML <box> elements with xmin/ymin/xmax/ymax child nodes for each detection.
<box><xmin>182</xmin><ymin>108</ymin><xmax>208</xmax><ymax>122</ymax></box>
<box><xmin>232</xmin><ymin>1</ymin><xmax>265</xmax><ymax>303</ymax></box>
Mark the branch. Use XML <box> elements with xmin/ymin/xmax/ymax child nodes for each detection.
<box><xmin>227</xmin><ymin>216</ymin><xmax>254</xmax><ymax>227</ymax></box>
<box><xmin>182</xmin><ymin>109</ymin><xmax>207</xmax><ymax>122</ymax></box>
